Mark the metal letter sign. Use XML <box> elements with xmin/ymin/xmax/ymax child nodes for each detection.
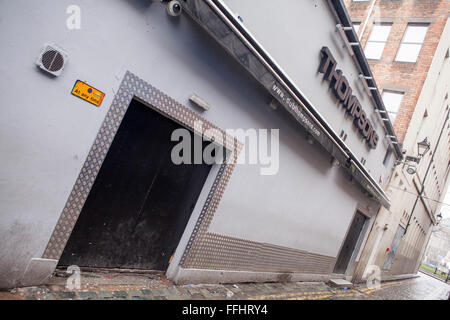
<box><xmin>71</xmin><ymin>80</ymin><xmax>105</xmax><ymax>107</ymax></box>
<box><xmin>319</xmin><ymin>47</ymin><xmax>379</xmax><ymax>149</ymax></box>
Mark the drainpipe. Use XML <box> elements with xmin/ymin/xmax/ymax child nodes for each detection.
<box><xmin>359</xmin><ymin>0</ymin><xmax>377</xmax><ymax>41</ymax></box>
<box><xmin>404</xmin><ymin>109</ymin><xmax>450</xmax><ymax>236</ymax></box>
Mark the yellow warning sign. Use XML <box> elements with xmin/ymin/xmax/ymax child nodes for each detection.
<box><xmin>71</xmin><ymin>80</ymin><xmax>105</xmax><ymax>107</ymax></box>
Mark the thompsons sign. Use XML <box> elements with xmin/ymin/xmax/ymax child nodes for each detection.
<box><xmin>319</xmin><ymin>47</ymin><xmax>379</xmax><ymax>149</ymax></box>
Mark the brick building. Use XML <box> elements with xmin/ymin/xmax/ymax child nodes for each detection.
<box><xmin>344</xmin><ymin>0</ymin><xmax>449</xmax><ymax>144</ymax></box>
<box><xmin>344</xmin><ymin>0</ymin><xmax>450</xmax><ymax>281</ymax></box>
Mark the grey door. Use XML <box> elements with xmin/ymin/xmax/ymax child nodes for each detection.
<box><xmin>333</xmin><ymin>211</ymin><xmax>367</xmax><ymax>274</ymax></box>
<box><xmin>382</xmin><ymin>225</ymin><xmax>405</xmax><ymax>271</ymax></box>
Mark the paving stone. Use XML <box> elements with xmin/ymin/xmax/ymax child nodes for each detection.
<box><xmin>164</xmin><ymin>289</ymin><xmax>178</xmax><ymax>295</ymax></box>
<box><xmin>190</xmin><ymin>293</ymin><xmax>206</xmax><ymax>299</ymax></box>
<box><xmin>266</xmin><ymin>283</ymin><xmax>279</xmax><ymax>289</ymax></box>
<box><xmin>200</xmin><ymin>289</ymin><xmax>212</xmax><ymax>296</ymax></box>
<box><xmin>176</xmin><ymin>288</ymin><xmax>190</xmax><ymax>295</ymax></box>
<box><xmin>57</xmin><ymin>291</ymin><xmax>76</xmax><ymax>299</ymax></box>
<box><xmin>141</xmin><ymin>289</ymin><xmax>152</xmax><ymax>295</ymax></box>
<box><xmin>262</xmin><ymin>283</ymin><xmax>274</xmax><ymax>290</ymax></box>
<box><xmin>187</xmin><ymin>288</ymin><xmax>201</xmax><ymax>295</ymax></box>
<box><xmin>127</xmin><ymin>290</ymin><xmax>143</xmax><ymax>298</ymax></box>
<box><xmin>98</xmin><ymin>290</ymin><xmax>114</xmax><ymax>299</ymax></box>
<box><xmin>151</xmin><ymin>289</ymin><xmax>163</xmax><ymax>295</ymax></box>
<box><xmin>7</xmin><ymin>270</ymin><xmax>448</xmax><ymax>300</ymax></box>
<box><xmin>112</xmin><ymin>291</ymin><xmax>128</xmax><ymax>299</ymax></box>
<box><xmin>24</xmin><ymin>287</ymin><xmax>45</xmax><ymax>295</ymax></box>
<box><xmin>79</xmin><ymin>291</ymin><xmax>98</xmax><ymax>300</ymax></box>
<box><xmin>39</xmin><ymin>293</ymin><xmax>57</xmax><ymax>300</ymax></box>
<box><xmin>223</xmin><ymin>284</ymin><xmax>238</xmax><ymax>292</ymax></box>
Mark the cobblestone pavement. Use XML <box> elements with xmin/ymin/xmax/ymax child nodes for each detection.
<box><xmin>1</xmin><ymin>269</ymin><xmax>448</xmax><ymax>300</ymax></box>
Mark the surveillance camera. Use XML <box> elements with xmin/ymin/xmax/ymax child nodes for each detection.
<box><xmin>167</xmin><ymin>0</ymin><xmax>182</xmax><ymax>17</ymax></box>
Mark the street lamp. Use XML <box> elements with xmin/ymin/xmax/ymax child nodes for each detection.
<box><xmin>396</xmin><ymin>137</ymin><xmax>431</xmax><ymax>175</ymax></box>
<box><xmin>436</xmin><ymin>212</ymin><xmax>443</xmax><ymax>224</ymax></box>
<box><xmin>417</xmin><ymin>137</ymin><xmax>431</xmax><ymax>158</ymax></box>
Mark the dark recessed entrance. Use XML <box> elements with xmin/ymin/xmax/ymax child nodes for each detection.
<box><xmin>333</xmin><ymin>211</ymin><xmax>367</xmax><ymax>274</ymax></box>
<box><xmin>58</xmin><ymin>99</ymin><xmax>214</xmax><ymax>271</ymax></box>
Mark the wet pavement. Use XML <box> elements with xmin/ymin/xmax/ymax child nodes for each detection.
<box><xmin>0</xmin><ymin>269</ymin><xmax>448</xmax><ymax>300</ymax></box>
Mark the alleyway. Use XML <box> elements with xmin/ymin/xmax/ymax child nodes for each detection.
<box><xmin>1</xmin><ymin>269</ymin><xmax>448</xmax><ymax>300</ymax></box>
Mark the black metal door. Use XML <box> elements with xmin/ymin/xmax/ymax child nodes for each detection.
<box><xmin>59</xmin><ymin>99</ymin><xmax>213</xmax><ymax>270</ymax></box>
<box><xmin>333</xmin><ymin>211</ymin><xmax>367</xmax><ymax>274</ymax></box>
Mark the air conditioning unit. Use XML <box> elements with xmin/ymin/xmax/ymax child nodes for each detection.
<box><xmin>36</xmin><ymin>44</ymin><xmax>69</xmax><ymax>76</ymax></box>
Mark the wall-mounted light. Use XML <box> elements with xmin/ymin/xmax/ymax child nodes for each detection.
<box><xmin>189</xmin><ymin>94</ymin><xmax>210</xmax><ymax>111</ymax></box>
<box><xmin>406</xmin><ymin>164</ymin><xmax>416</xmax><ymax>175</ymax></box>
<box><xmin>395</xmin><ymin>137</ymin><xmax>431</xmax><ymax>174</ymax></box>
<box><xmin>331</xmin><ymin>157</ymin><xmax>340</xmax><ymax>167</ymax></box>
<box><xmin>417</xmin><ymin>137</ymin><xmax>431</xmax><ymax>158</ymax></box>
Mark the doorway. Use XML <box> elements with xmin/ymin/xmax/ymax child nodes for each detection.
<box><xmin>333</xmin><ymin>211</ymin><xmax>367</xmax><ymax>274</ymax></box>
<box><xmin>58</xmin><ymin>99</ymin><xmax>214</xmax><ymax>271</ymax></box>
<box><xmin>382</xmin><ymin>225</ymin><xmax>405</xmax><ymax>271</ymax></box>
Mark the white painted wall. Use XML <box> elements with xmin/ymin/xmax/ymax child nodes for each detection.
<box><xmin>0</xmin><ymin>0</ymin><xmax>391</xmax><ymax>288</ymax></box>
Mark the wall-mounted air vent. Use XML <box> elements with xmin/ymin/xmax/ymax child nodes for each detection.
<box><xmin>36</xmin><ymin>44</ymin><xmax>68</xmax><ymax>76</ymax></box>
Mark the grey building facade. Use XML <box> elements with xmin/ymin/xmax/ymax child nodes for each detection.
<box><xmin>0</xmin><ymin>0</ymin><xmax>400</xmax><ymax>289</ymax></box>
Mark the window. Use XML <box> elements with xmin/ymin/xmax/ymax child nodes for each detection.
<box><xmin>395</xmin><ymin>24</ymin><xmax>428</xmax><ymax>63</ymax></box>
<box><xmin>383</xmin><ymin>148</ymin><xmax>393</xmax><ymax>167</ymax></box>
<box><xmin>382</xmin><ymin>90</ymin><xmax>404</xmax><ymax>122</ymax></box>
<box><xmin>353</xmin><ymin>22</ymin><xmax>361</xmax><ymax>34</ymax></box>
<box><xmin>364</xmin><ymin>24</ymin><xmax>392</xmax><ymax>60</ymax></box>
